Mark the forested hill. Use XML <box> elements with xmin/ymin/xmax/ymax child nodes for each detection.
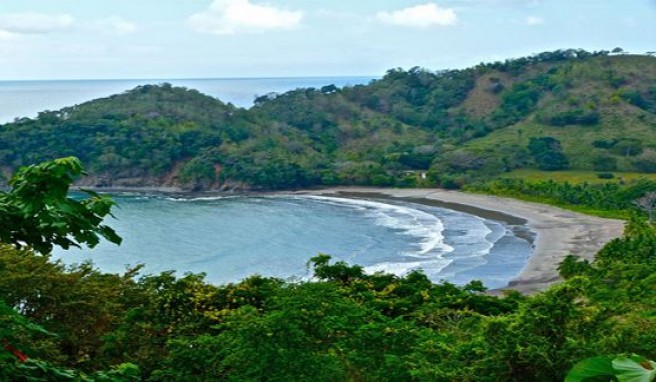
<box><xmin>2</xmin><ymin>49</ymin><xmax>656</xmax><ymax>190</ymax></box>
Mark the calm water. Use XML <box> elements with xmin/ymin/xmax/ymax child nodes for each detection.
<box><xmin>0</xmin><ymin>76</ymin><xmax>375</xmax><ymax>123</ymax></box>
<box><xmin>52</xmin><ymin>195</ymin><xmax>533</xmax><ymax>289</ymax></box>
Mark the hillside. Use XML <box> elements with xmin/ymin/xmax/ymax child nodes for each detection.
<box><xmin>1</xmin><ymin>49</ymin><xmax>655</xmax><ymax>190</ymax></box>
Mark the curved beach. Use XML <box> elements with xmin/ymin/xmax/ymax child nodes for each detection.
<box><xmin>304</xmin><ymin>187</ymin><xmax>625</xmax><ymax>294</ymax></box>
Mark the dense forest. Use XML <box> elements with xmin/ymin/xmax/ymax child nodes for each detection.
<box><xmin>1</xmin><ymin>158</ymin><xmax>656</xmax><ymax>381</ymax></box>
<box><xmin>1</xmin><ymin>49</ymin><xmax>656</xmax><ymax>191</ymax></box>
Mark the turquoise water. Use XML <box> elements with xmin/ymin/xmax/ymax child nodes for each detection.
<box><xmin>52</xmin><ymin>195</ymin><xmax>533</xmax><ymax>289</ymax></box>
<box><xmin>0</xmin><ymin>76</ymin><xmax>375</xmax><ymax>123</ymax></box>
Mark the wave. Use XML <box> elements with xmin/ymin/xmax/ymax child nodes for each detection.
<box><xmin>162</xmin><ymin>195</ymin><xmax>244</xmax><ymax>202</ymax></box>
<box><xmin>363</xmin><ymin>258</ymin><xmax>454</xmax><ymax>278</ymax></box>
<box><xmin>297</xmin><ymin>195</ymin><xmax>455</xmax><ymax>276</ymax></box>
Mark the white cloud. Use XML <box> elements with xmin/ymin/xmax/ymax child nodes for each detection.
<box><xmin>457</xmin><ymin>0</ymin><xmax>542</xmax><ymax>6</ymax></box>
<box><xmin>376</xmin><ymin>3</ymin><xmax>457</xmax><ymax>28</ymax></box>
<box><xmin>0</xmin><ymin>30</ymin><xmax>15</xmax><ymax>40</ymax></box>
<box><xmin>0</xmin><ymin>12</ymin><xmax>74</xmax><ymax>34</ymax></box>
<box><xmin>94</xmin><ymin>17</ymin><xmax>137</xmax><ymax>35</ymax></box>
<box><xmin>525</xmin><ymin>16</ymin><xmax>544</xmax><ymax>26</ymax></box>
<box><xmin>188</xmin><ymin>0</ymin><xmax>303</xmax><ymax>35</ymax></box>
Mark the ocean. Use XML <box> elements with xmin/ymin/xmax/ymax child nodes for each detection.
<box><xmin>0</xmin><ymin>76</ymin><xmax>375</xmax><ymax>123</ymax></box>
<box><xmin>52</xmin><ymin>194</ymin><xmax>533</xmax><ymax>289</ymax></box>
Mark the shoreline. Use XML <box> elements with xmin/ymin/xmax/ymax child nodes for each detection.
<box><xmin>325</xmin><ymin>190</ymin><xmax>537</xmax><ymax>249</ymax></box>
<box><xmin>296</xmin><ymin>187</ymin><xmax>625</xmax><ymax>294</ymax></box>
<box><xmin>79</xmin><ymin>185</ymin><xmax>626</xmax><ymax>294</ymax></box>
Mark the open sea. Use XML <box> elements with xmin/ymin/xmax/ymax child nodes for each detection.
<box><xmin>1</xmin><ymin>77</ymin><xmax>533</xmax><ymax>289</ymax></box>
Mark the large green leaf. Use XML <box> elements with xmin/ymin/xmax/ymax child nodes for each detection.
<box><xmin>565</xmin><ymin>356</ymin><xmax>617</xmax><ymax>382</ymax></box>
<box><xmin>613</xmin><ymin>355</ymin><xmax>656</xmax><ymax>382</ymax></box>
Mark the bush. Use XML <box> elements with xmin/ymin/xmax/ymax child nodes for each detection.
<box><xmin>596</xmin><ymin>172</ymin><xmax>615</xmax><ymax>179</ymax></box>
<box><xmin>592</xmin><ymin>155</ymin><xmax>618</xmax><ymax>171</ymax></box>
<box><xmin>632</xmin><ymin>150</ymin><xmax>656</xmax><ymax>173</ymax></box>
<box><xmin>539</xmin><ymin>109</ymin><xmax>600</xmax><ymax>126</ymax></box>
<box><xmin>528</xmin><ymin>137</ymin><xmax>569</xmax><ymax>171</ymax></box>
<box><xmin>611</xmin><ymin>139</ymin><xmax>643</xmax><ymax>157</ymax></box>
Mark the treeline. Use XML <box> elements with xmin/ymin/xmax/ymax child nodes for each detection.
<box><xmin>468</xmin><ymin>178</ymin><xmax>656</xmax><ymax>217</ymax></box>
<box><xmin>1</xmin><ymin>50</ymin><xmax>655</xmax><ymax>190</ymax></box>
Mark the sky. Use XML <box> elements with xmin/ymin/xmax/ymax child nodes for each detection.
<box><xmin>0</xmin><ymin>0</ymin><xmax>654</xmax><ymax>80</ymax></box>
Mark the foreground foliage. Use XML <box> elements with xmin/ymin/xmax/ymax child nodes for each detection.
<box><xmin>0</xmin><ymin>156</ymin><xmax>121</xmax><ymax>254</ymax></box>
<box><xmin>566</xmin><ymin>354</ymin><xmax>656</xmax><ymax>382</ymax></box>
<box><xmin>1</xmin><ymin>218</ymin><xmax>655</xmax><ymax>381</ymax></box>
<box><xmin>1</xmin><ymin>158</ymin><xmax>655</xmax><ymax>380</ymax></box>
<box><xmin>0</xmin><ymin>158</ymin><xmax>132</xmax><ymax>380</ymax></box>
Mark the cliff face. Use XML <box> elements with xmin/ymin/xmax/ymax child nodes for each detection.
<box><xmin>1</xmin><ymin>51</ymin><xmax>656</xmax><ymax>190</ymax></box>
<box><xmin>74</xmin><ymin>171</ymin><xmax>252</xmax><ymax>193</ymax></box>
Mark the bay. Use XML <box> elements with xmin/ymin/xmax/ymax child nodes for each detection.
<box><xmin>52</xmin><ymin>195</ymin><xmax>533</xmax><ymax>289</ymax></box>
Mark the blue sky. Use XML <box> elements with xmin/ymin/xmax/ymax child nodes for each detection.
<box><xmin>0</xmin><ymin>0</ymin><xmax>654</xmax><ymax>80</ymax></box>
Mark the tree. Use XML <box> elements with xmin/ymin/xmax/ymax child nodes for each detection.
<box><xmin>0</xmin><ymin>157</ymin><xmax>121</xmax><ymax>254</ymax></box>
<box><xmin>528</xmin><ymin>137</ymin><xmax>569</xmax><ymax>171</ymax></box>
<box><xmin>0</xmin><ymin>158</ymin><xmax>137</xmax><ymax>379</ymax></box>
<box><xmin>633</xmin><ymin>191</ymin><xmax>656</xmax><ymax>224</ymax></box>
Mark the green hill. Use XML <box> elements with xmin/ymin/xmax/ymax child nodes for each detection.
<box><xmin>1</xmin><ymin>49</ymin><xmax>655</xmax><ymax>190</ymax></box>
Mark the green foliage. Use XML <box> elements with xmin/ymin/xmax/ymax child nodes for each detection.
<box><xmin>528</xmin><ymin>137</ymin><xmax>569</xmax><ymax>170</ymax></box>
<box><xmin>0</xmin><ymin>157</ymin><xmax>121</xmax><ymax>254</ymax></box>
<box><xmin>538</xmin><ymin>108</ymin><xmax>600</xmax><ymax>126</ymax></box>
<box><xmin>1</xmin><ymin>217</ymin><xmax>656</xmax><ymax>380</ymax></box>
<box><xmin>178</xmin><ymin>157</ymin><xmax>217</xmax><ymax>190</ymax></box>
<box><xmin>592</xmin><ymin>155</ymin><xmax>618</xmax><ymax>172</ymax></box>
<box><xmin>566</xmin><ymin>356</ymin><xmax>616</xmax><ymax>382</ymax></box>
<box><xmin>468</xmin><ymin>178</ymin><xmax>656</xmax><ymax>218</ymax></box>
<box><xmin>566</xmin><ymin>355</ymin><xmax>656</xmax><ymax>382</ymax></box>
<box><xmin>632</xmin><ymin>150</ymin><xmax>656</xmax><ymax>173</ymax></box>
<box><xmin>610</xmin><ymin>139</ymin><xmax>644</xmax><ymax>157</ymax></box>
<box><xmin>1</xmin><ymin>51</ymin><xmax>652</xmax><ymax>190</ymax></box>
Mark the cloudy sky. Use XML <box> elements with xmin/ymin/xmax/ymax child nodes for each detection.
<box><xmin>0</xmin><ymin>0</ymin><xmax>654</xmax><ymax>80</ymax></box>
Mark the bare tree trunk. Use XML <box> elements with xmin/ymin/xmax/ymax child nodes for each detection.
<box><xmin>634</xmin><ymin>192</ymin><xmax>656</xmax><ymax>224</ymax></box>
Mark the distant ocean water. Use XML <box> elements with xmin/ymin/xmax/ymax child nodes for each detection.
<box><xmin>0</xmin><ymin>76</ymin><xmax>375</xmax><ymax>123</ymax></box>
<box><xmin>52</xmin><ymin>195</ymin><xmax>533</xmax><ymax>289</ymax></box>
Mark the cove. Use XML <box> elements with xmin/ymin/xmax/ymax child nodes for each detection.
<box><xmin>52</xmin><ymin>195</ymin><xmax>533</xmax><ymax>289</ymax></box>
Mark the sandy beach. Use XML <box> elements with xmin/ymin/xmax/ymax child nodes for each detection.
<box><xmin>302</xmin><ymin>187</ymin><xmax>625</xmax><ymax>294</ymax></box>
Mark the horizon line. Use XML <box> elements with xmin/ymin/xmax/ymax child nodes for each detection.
<box><xmin>0</xmin><ymin>75</ymin><xmax>382</xmax><ymax>83</ymax></box>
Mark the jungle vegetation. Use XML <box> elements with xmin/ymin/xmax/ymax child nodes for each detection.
<box><xmin>1</xmin><ymin>50</ymin><xmax>655</xmax><ymax>191</ymax></box>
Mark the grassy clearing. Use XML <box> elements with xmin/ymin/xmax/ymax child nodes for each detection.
<box><xmin>499</xmin><ymin>169</ymin><xmax>656</xmax><ymax>184</ymax></box>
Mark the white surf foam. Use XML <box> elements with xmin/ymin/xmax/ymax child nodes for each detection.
<box><xmin>163</xmin><ymin>195</ymin><xmax>243</xmax><ymax>202</ymax></box>
<box><xmin>296</xmin><ymin>195</ymin><xmax>455</xmax><ymax>276</ymax></box>
<box><xmin>363</xmin><ymin>258</ymin><xmax>454</xmax><ymax>278</ymax></box>
<box><xmin>303</xmin><ymin>195</ymin><xmax>452</xmax><ymax>251</ymax></box>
